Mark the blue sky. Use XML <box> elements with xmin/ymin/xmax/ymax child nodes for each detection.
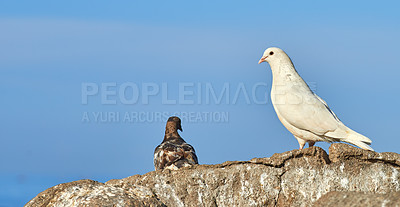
<box><xmin>1</xmin><ymin>1</ymin><xmax>400</xmax><ymax>206</ymax></box>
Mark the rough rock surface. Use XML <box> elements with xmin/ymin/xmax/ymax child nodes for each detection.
<box><xmin>26</xmin><ymin>144</ymin><xmax>400</xmax><ymax>207</ymax></box>
<box><xmin>25</xmin><ymin>179</ymin><xmax>165</xmax><ymax>207</ymax></box>
<box><xmin>313</xmin><ymin>191</ymin><xmax>400</xmax><ymax>207</ymax></box>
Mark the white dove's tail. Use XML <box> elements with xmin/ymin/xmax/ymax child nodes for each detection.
<box><xmin>342</xmin><ymin>129</ymin><xmax>374</xmax><ymax>151</ymax></box>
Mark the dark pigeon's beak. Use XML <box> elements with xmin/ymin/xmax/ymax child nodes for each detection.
<box><xmin>258</xmin><ymin>56</ymin><xmax>267</xmax><ymax>64</ymax></box>
<box><xmin>178</xmin><ymin>125</ymin><xmax>183</xmax><ymax>132</ymax></box>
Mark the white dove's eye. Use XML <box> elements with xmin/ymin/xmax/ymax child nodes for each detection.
<box><xmin>269</xmin><ymin>51</ymin><xmax>274</xmax><ymax>55</ymax></box>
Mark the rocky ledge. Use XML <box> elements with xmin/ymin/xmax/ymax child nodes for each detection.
<box><xmin>26</xmin><ymin>143</ymin><xmax>400</xmax><ymax>207</ymax></box>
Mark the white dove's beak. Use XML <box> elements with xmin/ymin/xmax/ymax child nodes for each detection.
<box><xmin>258</xmin><ymin>56</ymin><xmax>267</xmax><ymax>64</ymax></box>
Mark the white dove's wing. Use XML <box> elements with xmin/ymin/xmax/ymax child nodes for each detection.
<box><xmin>314</xmin><ymin>94</ymin><xmax>340</xmax><ymax>122</ymax></box>
<box><xmin>275</xmin><ymin>86</ymin><xmax>340</xmax><ymax>136</ymax></box>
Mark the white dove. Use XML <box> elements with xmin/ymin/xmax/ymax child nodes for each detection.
<box><xmin>258</xmin><ymin>47</ymin><xmax>373</xmax><ymax>151</ymax></box>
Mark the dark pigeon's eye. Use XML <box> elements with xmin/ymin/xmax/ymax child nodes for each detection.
<box><xmin>269</xmin><ymin>51</ymin><xmax>274</xmax><ymax>55</ymax></box>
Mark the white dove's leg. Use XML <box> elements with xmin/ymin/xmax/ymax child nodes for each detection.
<box><xmin>294</xmin><ymin>136</ymin><xmax>307</xmax><ymax>149</ymax></box>
<box><xmin>308</xmin><ymin>141</ymin><xmax>315</xmax><ymax>147</ymax></box>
